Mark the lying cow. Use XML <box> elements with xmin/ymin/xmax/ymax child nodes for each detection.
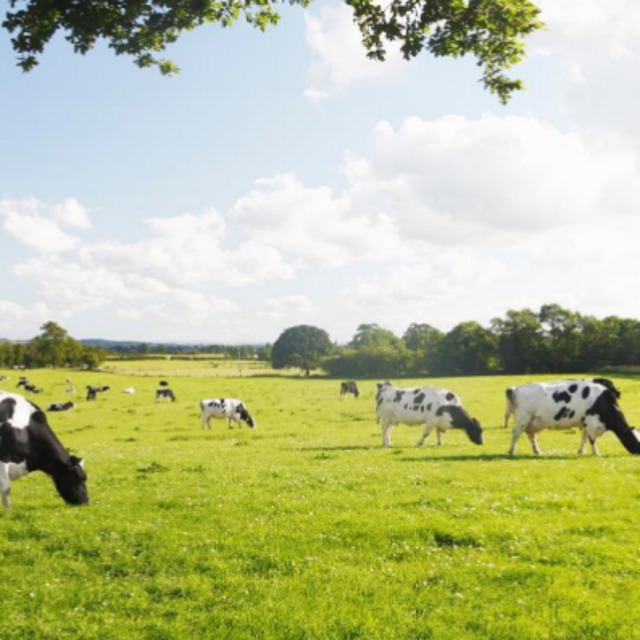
<box><xmin>200</xmin><ymin>399</ymin><xmax>256</xmax><ymax>429</ymax></box>
<box><xmin>506</xmin><ymin>380</ymin><xmax>640</xmax><ymax>456</ymax></box>
<box><xmin>122</xmin><ymin>387</ymin><xmax>136</xmax><ymax>394</ymax></box>
<box><xmin>23</xmin><ymin>383</ymin><xmax>43</xmax><ymax>394</ymax></box>
<box><xmin>0</xmin><ymin>391</ymin><xmax>89</xmax><ymax>508</ymax></box>
<box><xmin>340</xmin><ymin>381</ymin><xmax>360</xmax><ymax>398</ymax></box>
<box><xmin>47</xmin><ymin>402</ymin><xmax>75</xmax><ymax>412</ymax></box>
<box><xmin>375</xmin><ymin>381</ymin><xmax>483</xmax><ymax>448</ymax></box>
<box><xmin>156</xmin><ymin>389</ymin><xmax>176</xmax><ymax>402</ymax></box>
<box><xmin>504</xmin><ymin>377</ymin><xmax>622</xmax><ymax>428</ymax></box>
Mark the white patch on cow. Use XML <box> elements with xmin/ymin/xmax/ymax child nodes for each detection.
<box><xmin>8</xmin><ymin>461</ymin><xmax>29</xmax><ymax>481</ymax></box>
<box><xmin>0</xmin><ymin>391</ymin><xmax>38</xmax><ymax>429</ymax></box>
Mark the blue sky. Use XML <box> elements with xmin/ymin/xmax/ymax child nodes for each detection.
<box><xmin>1</xmin><ymin>1</ymin><xmax>639</xmax><ymax>344</ymax></box>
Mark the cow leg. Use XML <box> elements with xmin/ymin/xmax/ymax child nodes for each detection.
<box><xmin>0</xmin><ymin>463</ymin><xmax>11</xmax><ymax>509</ymax></box>
<box><xmin>436</xmin><ymin>429</ymin><xmax>443</xmax><ymax>446</ymax></box>
<box><xmin>382</xmin><ymin>421</ymin><xmax>393</xmax><ymax>447</ymax></box>
<box><xmin>416</xmin><ymin>423</ymin><xmax>434</xmax><ymax>447</ymax></box>
<box><xmin>577</xmin><ymin>429</ymin><xmax>587</xmax><ymax>455</ymax></box>
<box><xmin>588</xmin><ymin>434</ymin><xmax>601</xmax><ymax>457</ymax></box>
<box><xmin>526</xmin><ymin>428</ymin><xmax>542</xmax><ymax>455</ymax></box>
<box><xmin>508</xmin><ymin>423</ymin><xmax>528</xmax><ymax>456</ymax></box>
<box><xmin>504</xmin><ymin>404</ymin><xmax>512</xmax><ymax>429</ymax></box>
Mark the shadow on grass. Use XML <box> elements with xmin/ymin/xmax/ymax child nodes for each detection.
<box><xmin>297</xmin><ymin>445</ymin><xmax>376</xmax><ymax>452</ymax></box>
<box><xmin>398</xmin><ymin>453</ymin><xmax>594</xmax><ymax>462</ymax></box>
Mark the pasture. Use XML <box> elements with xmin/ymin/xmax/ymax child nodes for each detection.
<box><xmin>2</xmin><ymin>365</ymin><xmax>640</xmax><ymax>639</ymax></box>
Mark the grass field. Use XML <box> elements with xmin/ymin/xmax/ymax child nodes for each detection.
<box><xmin>2</xmin><ymin>364</ymin><xmax>640</xmax><ymax>639</ymax></box>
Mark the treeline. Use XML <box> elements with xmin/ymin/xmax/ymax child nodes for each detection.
<box><xmin>0</xmin><ymin>322</ymin><xmax>106</xmax><ymax>369</ymax></box>
<box><xmin>281</xmin><ymin>304</ymin><xmax>640</xmax><ymax>378</ymax></box>
<box><xmin>91</xmin><ymin>340</ymin><xmax>269</xmax><ymax>360</ymax></box>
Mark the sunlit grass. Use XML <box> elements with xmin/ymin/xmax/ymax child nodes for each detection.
<box><xmin>1</xmin><ymin>367</ymin><xmax>640</xmax><ymax>639</ymax></box>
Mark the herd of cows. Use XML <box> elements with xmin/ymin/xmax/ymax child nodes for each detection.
<box><xmin>0</xmin><ymin>373</ymin><xmax>639</xmax><ymax>510</ymax></box>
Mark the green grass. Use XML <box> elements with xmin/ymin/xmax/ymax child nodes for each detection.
<box><xmin>2</xmin><ymin>366</ymin><xmax>640</xmax><ymax>639</ymax></box>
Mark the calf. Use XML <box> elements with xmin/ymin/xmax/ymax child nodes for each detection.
<box><xmin>504</xmin><ymin>378</ymin><xmax>622</xmax><ymax>428</ymax></box>
<box><xmin>0</xmin><ymin>391</ymin><xmax>88</xmax><ymax>508</ymax></box>
<box><xmin>375</xmin><ymin>381</ymin><xmax>483</xmax><ymax>448</ymax></box>
<box><xmin>340</xmin><ymin>381</ymin><xmax>360</xmax><ymax>398</ymax></box>
<box><xmin>156</xmin><ymin>388</ymin><xmax>176</xmax><ymax>402</ymax></box>
<box><xmin>47</xmin><ymin>402</ymin><xmax>75</xmax><ymax>412</ymax></box>
<box><xmin>507</xmin><ymin>380</ymin><xmax>640</xmax><ymax>456</ymax></box>
<box><xmin>200</xmin><ymin>399</ymin><xmax>256</xmax><ymax>429</ymax></box>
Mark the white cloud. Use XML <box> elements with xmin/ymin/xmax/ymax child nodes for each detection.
<box><xmin>231</xmin><ymin>173</ymin><xmax>403</xmax><ymax>268</ymax></box>
<box><xmin>304</xmin><ymin>4</ymin><xmax>406</xmax><ymax>102</ymax></box>
<box><xmin>0</xmin><ymin>198</ymin><xmax>81</xmax><ymax>253</ymax></box>
<box><xmin>49</xmin><ymin>198</ymin><xmax>92</xmax><ymax>229</ymax></box>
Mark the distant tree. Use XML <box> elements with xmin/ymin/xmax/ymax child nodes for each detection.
<box><xmin>538</xmin><ymin>303</ymin><xmax>580</xmax><ymax>372</ymax></box>
<box><xmin>3</xmin><ymin>0</ymin><xmax>542</xmax><ymax>102</ymax></box>
<box><xmin>434</xmin><ymin>321</ymin><xmax>497</xmax><ymax>375</ymax></box>
<box><xmin>257</xmin><ymin>344</ymin><xmax>273</xmax><ymax>362</ymax></box>
<box><xmin>271</xmin><ymin>325</ymin><xmax>333</xmax><ymax>375</ymax></box>
<box><xmin>350</xmin><ymin>324</ymin><xmax>403</xmax><ymax>350</ymax></box>
<box><xmin>491</xmin><ymin>309</ymin><xmax>546</xmax><ymax>374</ymax></box>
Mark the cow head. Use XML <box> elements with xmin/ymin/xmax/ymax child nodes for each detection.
<box><xmin>52</xmin><ymin>455</ymin><xmax>89</xmax><ymax>505</ymax></box>
<box><xmin>586</xmin><ymin>390</ymin><xmax>640</xmax><ymax>455</ymax></box>
<box><xmin>438</xmin><ymin>405</ymin><xmax>484</xmax><ymax>445</ymax></box>
<box><xmin>237</xmin><ymin>404</ymin><xmax>256</xmax><ymax>429</ymax></box>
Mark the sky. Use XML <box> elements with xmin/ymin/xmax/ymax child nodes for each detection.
<box><xmin>1</xmin><ymin>0</ymin><xmax>639</xmax><ymax>344</ymax></box>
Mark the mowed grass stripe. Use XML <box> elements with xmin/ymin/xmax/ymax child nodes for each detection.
<box><xmin>1</xmin><ymin>366</ymin><xmax>640</xmax><ymax>639</ymax></box>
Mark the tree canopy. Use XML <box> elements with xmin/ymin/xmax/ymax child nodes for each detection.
<box><xmin>4</xmin><ymin>0</ymin><xmax>542</xmax><ymax>102</ymax></box>
<box><xmin>271</xmin><ymin>324</ymin><xmax>333</xmax><ymax>375</ymax></box>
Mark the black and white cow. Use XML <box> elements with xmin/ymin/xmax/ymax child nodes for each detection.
<box><xmin>47</xmin><ymin>402</ymin><xmax>76</xmax><ymax>412</ymax></box>
<box><xmin>86</xmin><ymin>385</ymin><xmax>110</xmax><ymax>401</ymax></box>
<box><xmin>156</xmin><ymin>388</ymin><xmax>176</xmax><ymax>402</ymax></box>
<box><xmin>0</xmin><ymin>391</ymin><xmax>88</xmax><ymax>508</ymax></box>
<box><xmin>375</xmin><ymin>381</ymin><xmax>483</xmax><ymax>448</ymax></box>
<box><xmin>23</xmin><ymin>383</ymin><xmax>43</xmax><ymax>394</ymax></box>
<box><xmin>340</xmin><ymin>381</ymin><xmax>360</xmax><ymax>398</ymax></box>
<box><xmin>504</xmin><ymin>377</ymin><xmax>622</xmax><ymax>428</ymax></box>
<box><xmin>506</xmin><ymin>380</ymin><xmax>640</xmax><ymax>456</ymax></box>
<box><xmin>16</xmin><ymin>377</ymin><xmax>29</xmax><ymax>389</ymax></box>
<box><xmin>200</xmin><ymin>399</ymin><xmax>256</xmax><ymax>429</ymax></box>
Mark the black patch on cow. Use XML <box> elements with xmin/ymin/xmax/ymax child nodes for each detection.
<box><xmin>413</xmin><ymin>392</ymin><xmax>426</xmax><ymax>405</ymax></box>
<box><xmin>420</xmin><ymin>406</ymin><xmax>425</xmax><ymax>412</ymax></box>
<box><xmin>0</xmin><ymin>397</ymin><xmax>17</xmax><ymax>423</ymax></box>
<box><xmin>552</xmin><ymin>391</ymin><xmax>572</xmax><ymax>404</ymax></box>
<box><xmin>582</xmin><ymin>386</ymin><xmax>590</xmax><ymax>400</ymax></box>
<box><xmin>568</xmin><ymin>384</ymin><xmax>578</xmax><ymax>393</ymax></box>
<box><xmin>404</xmin><ymin>404</ymin><xmax>408</xmax><ymax>410</ymax></box>
<box><xmin>445</xmin><ymin>392</ymin><xmax>455</xmax><ymax>402</ymax></box>
<box><xmin>592</xmin><ymin>378</ymin><xmax>622</xmax><ymax>399</ymax></box>
<box><xmin>427</xmin><ymin>403</ymin><xmax>433</xmax><ymax>411</ymax></box>
<box><xmin>554</xmin><ymin>407</ymin><xmax>571</xmax><ymax>421</ymax></box>
<box><xmin>394</xmin><ymin>391</ymin><xmax>403</xmax><ymax>403</ymax></box>
<box><xmin>585</xmin><ymin>390</ymin><xmax>640</xmax><ymax>454</ymax></box>
<box><xmin>376</xmin><ymin>396</ymin><xmax>384</xmax><ymax>409</ymax></box>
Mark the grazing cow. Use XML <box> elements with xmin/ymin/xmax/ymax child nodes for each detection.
<box><xmin>504</xmin><ymin>377</ymin><xmax>622</xmax><ymax>428</ymax></box>
<box><xmin>507</xmin><ymin>380</ymin><xmax>640</xmax><ymax>456</ymax></box>
<box><xmin>0</xmin><ymin>391</ymin><xmax>88</xmax><ymax>508</ymax></box>
<box><xmin>47</xmin><ymin>402</ymin><xmax>75</xmax><ymax>412</ymax></box>
<box><xmin>23</xmin><ymin>383</ymin><xmax>43</xmax><ymax>394</ymax></box>
<box><xmin>375</xmin><ymin>381</ymin><xmax>483</xmax><ymax>448</ymax></box>
<box><xmin>122</xmin><ymin>387</ymin><xmax>136</xmax><ymax>394</ymax></box>
<box><xmin>340</xmin><ymin>381</ymin><xmax>360</xmax><ymax>398</ymax></box>
<box><xmin>86</xmin><ymin>386</ymin><xmax>97</xmax><ymax>401</ymax></box>
<box><xmin>200</xmin><ymin>399</ymin><xmax>256</xmax><ymax>429</ymax></box>
<box><xmin>155</xmin><ymin>389</ymin><xmax>176</xmax><ymax>402</ymax></box>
